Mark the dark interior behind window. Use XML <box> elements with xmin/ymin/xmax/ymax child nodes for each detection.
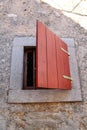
<box><xmin>23</xmin><ymin>47</ymin><xmax>36</xmax><ymax>89</ymax></box>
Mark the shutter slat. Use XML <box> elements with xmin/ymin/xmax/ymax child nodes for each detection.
<box><xmin>36</xmin><ymin>21</ymin><xmax>47</xmax><ymax>88</ymax></box>
<box><xmin>46</xmin><ymin>27</ymin><xmax>58</xmax><ymax>88</ymax></box>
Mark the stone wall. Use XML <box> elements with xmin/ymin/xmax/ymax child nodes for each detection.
<box><xmin>0</xmin><ymin>0</ymin><xmax>87</xmax><ymax>129</ymax></box>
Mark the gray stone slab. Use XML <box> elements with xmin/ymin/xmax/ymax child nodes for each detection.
<box><xmin>8</xmin><ymin>89</ymin><xmax>82</xmax><ymax>103</ymax></box>
<box><xmin>10</xmin><ymin>46</ymin><xmax>23</xmax><ymax>89</ymax></box>
<box><xmin>62</xmin><ymin>38</ymin><xmax>75</xmax><ymax>47</ymax></box>
<box><xmin>13</xmin><ymin>36</ymin><xmax>36</xmax><ymax>47</ymax></box>
<box><xmin>0</xmin><ymin>120</ymin><xmax>6</xmax><ymax>130</ymax></box>
<box><xmin>68</xmin><ymin>47</ymin><xmax>81</xmax><ymax>89</ymax></box>
<box><xmin>8</xmin><ymin>37</ymin><xmax>82</xmax><ymax>103</ymax></box>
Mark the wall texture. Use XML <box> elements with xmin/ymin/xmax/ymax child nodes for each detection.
<box><xmin>0</xmin><ymin>0</ymin><xmax>87</xmax><ymax>129</ymax></box>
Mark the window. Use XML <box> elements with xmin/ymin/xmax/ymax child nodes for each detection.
<box><xmin>23</xmin><ymin>47</ymin><xmax>36</xmax><ymax>89</ymax></box>
<box><xmin>8</xmin><ymin>20</ymin><xmax>82</xmax><ymax>103</ymax></box>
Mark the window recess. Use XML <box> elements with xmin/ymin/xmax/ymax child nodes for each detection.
<box><xmin>23</xmin><ymin>47</ymin><xmax>36</xmax><ymax>89</ymax></box>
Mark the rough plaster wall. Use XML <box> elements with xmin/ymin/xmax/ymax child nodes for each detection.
<box><xmin>0</xmin><ymin>0</ymin><xmax>87</xmax><ymax>129</ymax></box>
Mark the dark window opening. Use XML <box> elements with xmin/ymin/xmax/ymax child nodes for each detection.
<box><xmin>23</xmin><ymin>47</ymin><xmax>36</xmax><ymax>89</ymax></box>
<box><xmin>27</xmin><ymin>51</ymin><xmax>33</xmax><ymax>86</ymax></box>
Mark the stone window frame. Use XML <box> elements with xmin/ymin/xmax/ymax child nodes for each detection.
<box><xmin>8</xmin><ymin>36</ymin><xmax>82</xmax><ymax>103</ymax></box>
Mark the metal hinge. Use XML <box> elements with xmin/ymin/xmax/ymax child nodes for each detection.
<box><xmin>61</xmin><ymin>47</ymin><xmax>70</xmax><ymax>56</ymax></box>
<box><xmin>63</xmin><ymin>75</ymin><xmax>72</xmax><ymax>81</ymax></box>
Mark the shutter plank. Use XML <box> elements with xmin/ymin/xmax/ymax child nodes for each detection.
<box><xmin>61</xmin><ymin>41</ymin><xmax>71</xmax><ymax>89</ymax></box>
<box><xmin>55</xmin><ymin>35</ymin><xmax>64</xmax><ymax>89</ymax></box>
<box><xmin>46</xmin><ymin>27</ymin><xmax>58</xmax><ymax>88</ymax></box>
<box><xmin>55</xmin><ymin>34</ymin><xmax>71</xmax><ymax>89</ymax></box>
<box><xmin>36</xmin><ymin>21</ymin><xmax>47</xmax><ymax>88</ymax></box>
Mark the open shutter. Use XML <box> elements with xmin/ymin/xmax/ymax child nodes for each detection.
<box><xmin>36</xmin><ymin>20</ymin><xmax>72</xmax><ymax>89</ymax></box>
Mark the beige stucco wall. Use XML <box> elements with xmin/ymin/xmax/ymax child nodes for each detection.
<box><xmin>0</xmin><ymin>0</ymin><xmax>87</xmax><ymax>129</ymax></box>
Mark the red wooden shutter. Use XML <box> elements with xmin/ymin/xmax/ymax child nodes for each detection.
<box><xmin>36</xmin><ymin>20</ymin><xmax>72</xmax><ymax>89</ymax></box>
